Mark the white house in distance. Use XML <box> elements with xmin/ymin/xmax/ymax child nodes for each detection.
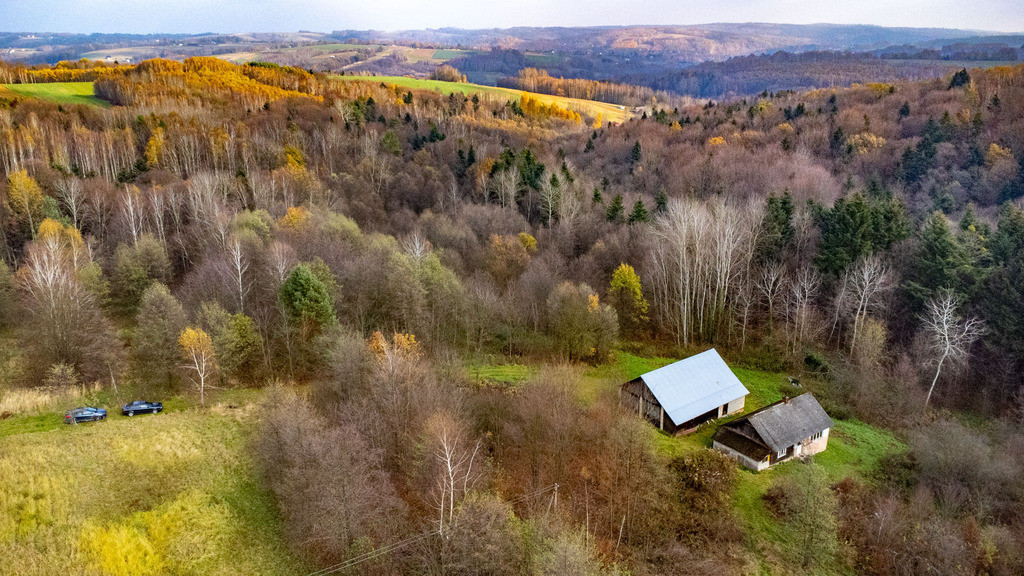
<box><xmin>712</xmin><ymin>393</ymin><xmax>834</xmax><ymax>471</ymax></box>
<box><xmin>620</xmin><ymin>348</ymin><xmax>749</xmax><ymax>434</ymax></box>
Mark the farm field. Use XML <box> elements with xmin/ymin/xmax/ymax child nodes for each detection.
<box><xmin>334</xmin><ymin>74</ymin><xmax>633</xmax><ymax>123</ymax></box>
<box><xmin>1</xmin><ymin>82</ymin><xmax>109</xmax><ymax>107</ymax></box>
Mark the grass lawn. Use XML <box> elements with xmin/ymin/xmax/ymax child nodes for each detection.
<box><xmin>333</xmin><ymin>75</ymin><xmax>632</xmax><ymax>123</ymax></box>
<box><xmin>1</xmin><ymin>82</ymin><xmax>109</xmax><ymax>107</ymax></box>
<box><xmin>466</xmin><ymin>362</ymin><xmax>537</xmax><ymax>387</ymax></box>
<box><xmin>0</xmin><ymin>389</ymin><xmax>305</xmax><ymax>576</ymax></box>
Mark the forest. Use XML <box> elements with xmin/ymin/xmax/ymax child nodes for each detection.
<box><xmin>1</xmin><ymin>55</ymin><xmax>1024</xmax><ymax>575</ymax></box>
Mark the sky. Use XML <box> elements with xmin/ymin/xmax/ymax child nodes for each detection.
<box><xmin>2</xmin><ymin>0</ymin><xmax>1023</xmax><ymax>34</ymax></box>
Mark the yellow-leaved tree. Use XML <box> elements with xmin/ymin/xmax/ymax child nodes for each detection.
<box><xmin>144</xmin><ymin>126</ymin><xmax>164</xmax><ymax>168</ymax></box>
<box><xmin>607</xmin><ymin>263</ymin><xmax>649</xmax><ymax>338</ymax></box>
<box><xmin>179</xmin><ymin>327</ymin><xmax>216</xmax><ymax>405</ymax></box>
<box><xmin>6</xmin><ymin>170</ymin><xmax>47</xmax><ymax>237</ymax></box>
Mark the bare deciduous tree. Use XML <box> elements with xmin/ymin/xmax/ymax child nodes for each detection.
<box><xmin>429</xmin><ymin>414</ymin><xmax>482</xmax><ymax>536</ymax></box>
<box><xmin>491</xmin><ymin>166</ymin><xmax>521</xmax><ymax>210</ymax></box>
<box><xmin>785</xmin><ymin>267</ymin><xmax>821</xmax><ymax>353</ymax></box>
<box><xmin>756</xmin><ymin>262</ymin><xmax>786</xmax><ymax>333</ymax></box>
<box><xmin>227</xmin><ymin>236</ymin><xmax>251</xmax><ymax>313</ymax></box>
<box><xmin>921</xmin><ymin>291</ymin><xmax>985</xmax><ymax>407</ymax></box>
<box><xmin>120</xmin><ymin>185</ymin><xmax>144</xmax><ymax>246</ymax></box>
<box><xmin>648</xmin><ymin>197</ymin><xmax>758</xmax><ymax>345</ymax></box>
<box><xmin>54</xmin><ymin>177</ymin><xmax>85</xmax><ymax>230</ymax></box>
<box><xmin>845</xmin><ymin>256</ymin><xmax>895</xmax><ymax>356</ymax></box>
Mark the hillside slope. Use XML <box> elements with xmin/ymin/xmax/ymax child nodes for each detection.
<box><xmin>334</xmin><ymin>74</ymin><xmax>633</xmax><ymax>123</ymax></box>
<box><xmin>0</xmin><ymin>398</ymin><xmax>304</xmax><ymax>576</ymax></box>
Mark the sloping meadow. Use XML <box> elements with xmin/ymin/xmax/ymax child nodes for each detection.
<box><xmin>0</xmin><ymin>406</ymin><xmax>304</xmax><ymax>576</ymax></box>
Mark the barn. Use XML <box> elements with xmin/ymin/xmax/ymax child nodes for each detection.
<box><xmin>620</xmin><ymin>348</ymin><xmax>748</xmax><ymax>434</ymax></box>
<box><xmin>712</xmin><ymin>393</ymin><xmax>834</xmax><ymax>471</ymax></box>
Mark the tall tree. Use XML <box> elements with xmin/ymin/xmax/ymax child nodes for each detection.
<box><xmin>5</xmin><ymin>170</ymin><xmax>48</xmax><ymax>239</ymax></box>
<box><xmin>131</xmin><ymin>282</ymin><xmax>186</xmax><ymax>391</ymax></box>
<box><xmin>607</xmin><ymin>263</ymin><xmax>649</xmax><ymax>338</ymax></box>
<box><xmin>921</xmin><ymin>291</ymin><xmax>984</xmax><ymax>407</ymax></box>
<box><xmin>179</xmin><ymin>327</ymin><xmax>217</xmax><ymax>405</ymax></box>
<box><xmin>606</xmin><ymin>194</ymin><xmax>624</xmax><ymax>224</ymax></box>
<box><xmin>904</xmin><ymin>211</ymin><xmax>972</xmax><ymax>310</ymax></box>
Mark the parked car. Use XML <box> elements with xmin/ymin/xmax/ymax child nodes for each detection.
<box><xmin>122</xmin><ymin>400</ymin><xmax>163</xmax><ymax>416</ymax></box>
<box><xmin>64</xmin><ymin>407</ymin><xmax>107</xmax><ymax>424</ymax></box>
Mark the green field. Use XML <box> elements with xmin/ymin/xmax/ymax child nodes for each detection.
<box><xmin>334</xmin><ymin>74</ymin><xmax>632</xmax><ymax>123</ymax></box>
<box><xmin>0</xmin><ymin>391</ymin><xmax>305</xmax><ymax>576</ymax></box>
<box><xmin>1</xmin><ymin>82</ymin><xmax>109</xmax><ymax>107</ymax></box>
<box><xmin>431</xmin><ymin>49</ymin><xmax>477</xmax><ymax>60</ymax></box>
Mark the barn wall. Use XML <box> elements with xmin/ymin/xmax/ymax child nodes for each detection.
<box><xmin>723</xmin><ymin>396</ymin><xmax>745</xmax><ymax>417</ymax></box>
<box><xmin>620</xmin><ymin>379</ymin><xmax>675</xmax><ymax>431</ymax></box>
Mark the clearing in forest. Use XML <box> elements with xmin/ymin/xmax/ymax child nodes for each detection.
<box><xmin>333</xmin><ymin>74</ymin><xmax>633</xmax><ymax>123</ymax></box>
<box><xmin>1</xmin><ymin>82</ymin><xmax>110</xmax><ymax>107</ymax></box>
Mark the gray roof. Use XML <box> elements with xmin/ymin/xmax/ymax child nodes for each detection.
<box><xmin>745</xmin><ymin>393</ymin><xmax>834</xmax><ymax>453</ymax></box>
<box><xmin>639</xmin><ymin>348</ymin><xmax>749</xmax><ymax>426</ymax></box>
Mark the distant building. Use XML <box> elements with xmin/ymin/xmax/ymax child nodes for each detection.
<box><xmin>620</xmin><ymin>348</ymin><xmax>748</xmax><ymax>434</ymax></box>
<box><xmin>712</xmin><ymin>393</ymin><xmax>834</xmax><ymax>471</ymax></box>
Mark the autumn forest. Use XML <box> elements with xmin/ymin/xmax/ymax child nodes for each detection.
<box><xmin>1</xmin><ymin>38</ymin><xmax>1024</xmax><ymax>576</ymax></box>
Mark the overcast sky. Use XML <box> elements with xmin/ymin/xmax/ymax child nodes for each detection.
<box><xmin>2</xmin><ymin>0</ymin><xmax>1023</xmax><ymax>34</ymax></box>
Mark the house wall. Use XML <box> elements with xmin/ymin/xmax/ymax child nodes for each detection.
<box><xmin>712</xmin><ymin>440</ymin><xmax>770</xmax><ymax>471</ymax></box>
<box><xmin>800</xmin><ymin>428</ymin><xmax>830</xmax><ymax>457</ymax></box>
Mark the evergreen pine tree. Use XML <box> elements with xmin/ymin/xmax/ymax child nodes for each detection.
<box><xmin>607</xmin><ymin>194</ymin><xmax>625</xmax><ymax>223</ymax></box>
<box><xmin>630</xmin><ymin>141</ymin><xmax>642</xmax><ymax>165</ymax></box>
<box><xmin>628</xmin><ymin>200</ymin><xmax>649</xmax><ymax>224</ymax></box>
<box><xmin>654</xmin><ymin>189</ymin><xmax>668</xmax><ymax>214</ymax></box>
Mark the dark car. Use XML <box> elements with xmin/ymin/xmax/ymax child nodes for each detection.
<box><xmin>64</xmin><ymin>407</ymin><xmax>107</xmax><ymax>424</ymax></box>
<box><xmin>122</xmin><ymin>400</ymin><xmax>163</xmax><ymax>417</ymax></box>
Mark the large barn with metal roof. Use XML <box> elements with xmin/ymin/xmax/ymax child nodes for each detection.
<box><xmin>620</xmin><ymin>348</ymin><xmax>749</xmax><ymax>434</ymax></box>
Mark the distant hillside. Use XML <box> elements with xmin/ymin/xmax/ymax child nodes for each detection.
<box><xmin>332</xmin><ymin>23</ymin><xmax>999</xmax><ymax>61</ymax></box>
<box><xmin>639</xmin><ymin>49</ymin><xmax>1020</xmax><ymax>98</ymax></box>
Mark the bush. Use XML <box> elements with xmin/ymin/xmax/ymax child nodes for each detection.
<box><xmin>804</xmin><ymin>350</ymin><xmax>832</xmax><ymax>377</ymax></box>
<box><xmin>669</xmin><ymin>450</ymin><xmax>742</xmax><ymax>544</ymax></box>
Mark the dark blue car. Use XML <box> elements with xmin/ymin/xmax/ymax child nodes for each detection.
<box><xmin>64</xmin><ymin>407</ymin><xmax>107</xmax><ymax>424</ymax></box>
<box><xmin>122</xmin><ymin>400</ymin><xmax>163</xmax><ymax>417</ymax></box>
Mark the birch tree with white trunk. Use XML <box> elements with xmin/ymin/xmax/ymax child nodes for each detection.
<box><xmin>845</xmin><ymin>256</ymin><xmax>895</xmax><ymax>356</ymax></box>
<box><xmin>921</xmin><ymin>291</ymin><xmax>984</xmax><ymax>408</ymax></box>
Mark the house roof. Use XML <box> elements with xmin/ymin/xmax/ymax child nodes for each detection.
<box><xmin>727</xmin><ymin>393</ymin><xmax>834</xmax><ymax>453</ymax></box>
<box><xmin>637</xmin><ymin>348</ymin><xmax>749</xmax><ymax>427</ymax></box>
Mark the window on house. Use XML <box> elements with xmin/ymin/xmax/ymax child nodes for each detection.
<box><xmin>810</xmin><ymin>430</ymin><xmax>823</xmax><ymax>441</ymax></box>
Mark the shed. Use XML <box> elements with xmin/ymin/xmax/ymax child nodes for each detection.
<box><xmin>620</xmin><ymin>348</ymin><xmax>748</xmax><ymax>434</ymax></box>
<box><xmin>712</xmin><ymin>393</ymin><xmax>834</xmax><ymax>471</ymax></box>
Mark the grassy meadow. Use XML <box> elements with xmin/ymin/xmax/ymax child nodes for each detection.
<box><xmin>334</xmin><ymin>75</ymin><xmax>633</xmax><ymax>123</ymax></box>
<box><xmin>0</xmin><ymin>390</ymin><xmax>305</xmax><ymax>576</ymax></box>
<box><xmin>1</xmin><ymin>82</ymin><xmax>109</xmax><ymax>107</ymax></box>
